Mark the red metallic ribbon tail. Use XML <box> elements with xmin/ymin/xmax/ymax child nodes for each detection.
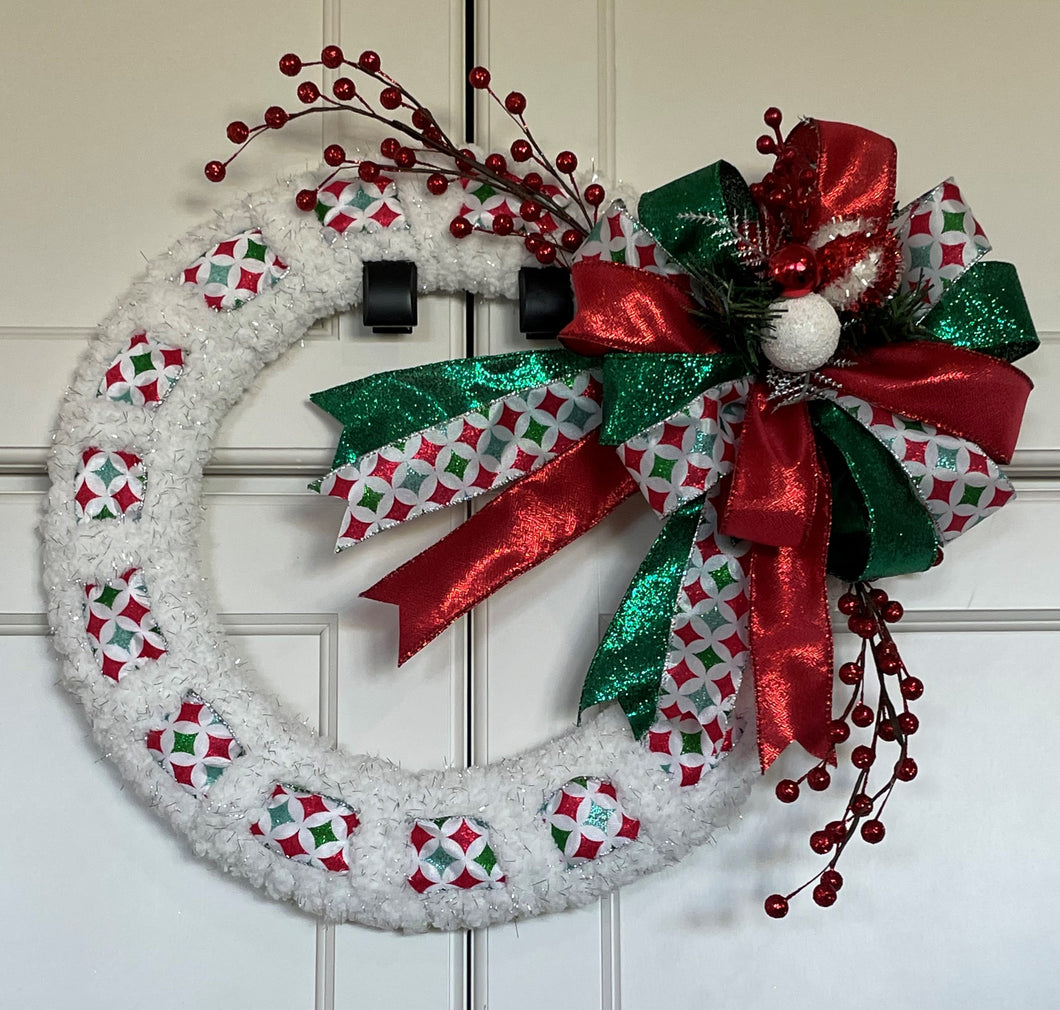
<box><xmin>749</xmin><ymin>451</ymin><xmax>834</xmax><ymax>771</ymax></box>
<box><xmin>362</xmin><ymin>433</ymin><xmax>637</xmax><ymax>664</ymax></box>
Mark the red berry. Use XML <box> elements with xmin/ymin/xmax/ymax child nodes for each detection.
<box><xmin>756</xmin><ymin>135</ymin><xmax>777</xmax><ymax>155</ymax></box>
<box><xmin>879</xmin><ymin>655</ymin><xmax>902</xmax><ymax>676</ymax></box>
<box><xmin>320</xmin><ymin>45</ymin><xmax>344</xmax><ymax>69</ymax></box>
<box><xmin>764</xmin><ymin>106</ymin><xmax>783</xmax><ymax>128</ymax></box>
<box><xmin>380</xmin><ymin>137</ymin><xmax>400</xmax><ymax>159</ymax></box>
<box><xmin>411</xmin><ymin>108</ymin><xmax>431</xmax><ymax>129</ymax></box>
<box><xmin>827</xmin><ymin>819</ymin><xmax>847</xmax><ymax>842</ymax></box>
<box><xmin>850</xmin><ymin>793</ymin><xmax>873</xmax><ymax>816</ymax></box>
<box><xmin>849</xmin><ymin>615</ymin><xmax>878</xmax><ymax>639</ymax></box>
<box><xmin>424</xmin><ymin>125</ymin><xmax>443</xmax><ymax>144</ymax></box>
<box><xmin>877</xmin><ymin>640</ymin><xmax>899</xmax><ymax>661</ymax></box>
<box><xmin>838</xmin><ymin>593</ymin><xmax>859</xmax><ymax>615</ymax></box>
<box><xmin>504</xmin><ymin>90</ymin><xmax>527</xmax><ymax>115</ymax></box>
<box><xmin>851</xmin><ymin>745</ymin><xmax>876</xmax><ymax>769</ymax></box>
<box><xmin>279</xmin><ymin>53</ymin><xmax>302</xmax><ymax>76</ymax></box>
<box><xmin>861</xmin><ymin>819</ymin><xmax>886</xmax><ymax>843</ymax></box>
<box><xmin>524</xmin><ymin>233</ymin><xmax>544</xmax><ymax>253</ymax></box>
<box><xmin>561</xmin><ymin>229</ymin><xmax>582</xmax><ymax>252</ymax></box>
<box><xmin>393</xmin><ymin>147</ymin><xmax>416</xmax><ymax>168</ymax></box>
<box><xmin>519</xmin><ymin>200</ymin><xmax>542</xmax><ymax>222</ymax></box>
<box><xmin>883</xmin><ymin>600</ymin><xmax>905</xmax><ymax>623</ymax></box>
<box><xmin>380</xmin><ymin>86</ymin><xmax>402</xmax><ymax>110</ymax></box>
<box><xmin>878</xmin><ymin>720</ymin><xmax>897</xmax><ymax>742</ymax></box>
<box><xmin>838</xmin><ymin>661</ymin><xmax>862</xmax><ymax>686</ymax></box>
<box><xmin>450</xmin><ymin>216</ymin><xmax>473</xmax><ymax>238</ymax></box>
<box><xmin>896</xmin><ymin>757</ymin><xmax>919</xmax><ymax>781</ymax></box>
<box><xmin>764</xmin><ymin>894</ymin><xmax>789</xmax><ymax>918</ymax></box>
<box><xmin>426</xmin><ymin>172</ymin><xmax>448</xmax><ymax>195</ymax></box>
<box><xmin>484</xmin><ymin>153</ymin><xmax>507</xmax><ymax>174</ymax></box>
<box><xmin>297</xmin><ymin>81</ymin><xmax>320</xmax><ymax>104</ymax></box>
<box><xmin>510</xmin><ymin>139</ymin><xmax>532</xmax><ymax>162</ymax></box>
<box><xmin>901</xmin><ymin>677</ymin><xmax>924</xmax><ymax>700</ymax></box>
<box><xmin>357</xmin><ymin>50</ymin><xmax>380</xmax><ymax>73</ymax></box>
<box><xmin>828</xmin><ymin>719</ymin><xmax>850</xmax><ymax>744</ymax></box>
<box><xmin>492</xmin><ymin>213</ymin><xmax>514</xmax><ymax>236</ymax></box>
<box><xmin>523</xmin><ymin>172</ymin><xmax>543</xmax><ymax>190</ymax></box>
<box><xmin>584</xmin><ymin>183</ymin><xmax>605</xmax><ymax>207</ymax></box>
<box><xmin>264</xmin><ymin>106</ymin><xmax>288</xmax><ymax>129</ymax></box>
<box><xmin>869</xmin><ymin>587</ymin><xmax>889</xmax><ymax>607</ymax></box>
<box><xmin>295</xmin><ymin>189</ymin><xmax>317</xmax><ymax>211</ymax></box>
<box><xmin>821</xmin><ymin>868</ymin><xmax>843</xmax><ymax>891</ymax></box>
<box><xmin>775</xmin><ymin>779</ymin><xmax>800</xmax><ymax>803</ymax></box>
<box><xmin>812</xmin><ymin>883</ymin><xmax>837</xmax><ymax>907</ymax></box>
<box><xmin>556</xmin><ymin>150</ymin><xmax>578</xmax><ymax>174</ymax></box>
<box><xmin>204</xmin><ymin>160</ymin><xmax>226</xmax><ymax>182</ymax></box>
<box><xmin>897</xmin><ymin>712</ymin><xmax>919</xmax><ymax>735</ymax></box>
<box><xmin>806</xmin><ymin>767</ymin><xmax>831</xmax><ymax>792</ymax></box>
<box><xmin>358</xmin><ymin>160</ymin><xmax>380</xmax><ymax>182</ymax></box>
<box><xmin>468</xmin><ymin>66</ymin><xmax>491</xmax><ymax>89</ymax></box>
<box><xmin>851</xmin><ymin>704</ymin><xmax>874</xmax><ymax>728</ymax></box>
<box><xmin>332</xmin><ymin>77</ymin><xmax>356</xmax><ymax>101</ymax></box>
<box><xmin>932</xmin><ymin>547</ymin><xmax>944</xmax><ymax>567</ymax></box>
<box><xmin>535</xmin><ymin>243</ymin><xmax>557</xmax><ymax>265</ymax></box>
<box><xmin>323</xmin><ymin>143</ymin><xmax>346</xmax><ymax>167</ymax></box>
<box><xmin>810</xmin><ymin>830</ymin><xmax>833</xmax><ymax>854</ymax></box>
<box><xmin>226</xmin><ymin>121</ymin><xmax>250</xmax><ymax>144</ymax></box>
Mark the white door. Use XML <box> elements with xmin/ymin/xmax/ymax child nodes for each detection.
<box><xmin>3</xmin><ymin>2</ymin><xmax>1057</xmax><ymax>1008</ymax></box>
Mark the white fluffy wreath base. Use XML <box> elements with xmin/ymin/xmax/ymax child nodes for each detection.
<box><xmin>41</xmin><ymin>167</ymin><xmax>759</xmax><ymax>930</ymax></box>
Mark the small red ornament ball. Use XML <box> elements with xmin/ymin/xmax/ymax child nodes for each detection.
<box><xmin>850</xmin><ymin>793</ymin><xmax>873</xmax><ymax>816</ymax></box>
<box><xmin>411</xmin><ymin>108</ymin><xmax>431</xmax><ymax>130</ymax></box>
<box><xmin>556</xmin><ymin>150</ymin><xmax>578</xmax><ymax>174</ymax></box>
<box><xmin>821</xmin><ymin>868</ymin><xmax>843</xmax><ymax>891</ymax></box>
<box><xmin>523</xmin><ymin>172</ymin><xmax>543</xmax><ymax>190</ymax></box>
<box><xmin>810</xmin><ymin>830</ymin><xmax>833</xmax><ymax>855</ymax></box>
<box><xmin>851</xmin><ymin>703</ymin><xmax>874</xmax><ymax>728</ymax></box>
<box><xmin>504</xmin><ymin>90</ymin><xmax>527</xmax><ymax>115</ymax></box>
<box><xmin>898</xmin><ymin>712</ymin><xmax>920</xmax><ymax>735</ymax></box>
<box><xmin>806</xmin><ymin>767</ymin><xmax>831</xmax><ymax>792</ymax></box>
<box><xmin>226</xmin><ymin>121</ymin><xmax>250</xmax><ymax>144</ymax></box>
<box><xmin>450</xmin><ymin>216</ymin><xmax>473</xmax><ymax>239</ymax></box>
<box><xmin>323</xmin><ymin>144</ymin><xmax>346</xmax><ymax>167</ymax></box>
<box><xmin>333</xmin><ymin>77</ymin><xmax>356</xmax><ymax>101</ymax></box>
<box><xmin>358</xmin><ymin>160</ymin><xmax>380</xmax><ymax>182</ymax></box>
<box><xmin>204</xmin><ymin>160</ymin><xmax>226</xmax><ymax>183</ymax></box>
<box><xmin>297</xmin><ymin>81</ymin><xmax>320</xmax><ymax>104</ymax></box>
<box><xmin>756</xmin><ymin>134</ymin><xmax>777</xmax><ymax>155</ymax></box>
<box><xmin>775</xmin><ymin>779</ymin><xmax>800</xmax><ymax>803</ymax></box>
<box><xmin>878</xmin><ymin>720</ymin><xmax>897</xmax><ymax>742</ymax></box>
<box><xmin>896</xmin><ymin>757</ymin><xmax>919</xmax><ymax>781</ymax></box>
<box><xmin>584</xmin><ymin>183</ymin><xmax>606</xmax><ymax>207</ymax></box>
<box><xmin>492</xmin><ymin>213</ymin><xmax>514</xmax><ymax>236</ymax></box>
<box><xmin>861</xmin><ymin>819</ymin><xmax>886</xmax><ymax>844</ymax></box>
<box><xmin>812</xmin><ymin>884</ymin><xmax>838</xmax><ymax>908</ymax></box>
<box><xmin>883</xmin><ymin>600</ymin><xmax>905</xmax><ymax>623</ymax></box>
<box><xmin>878</xmin><ymin>655</ymin><xmax>902</xmax><ymax>676</ymax></box>
<box><xmin>827</xmin><ymin>819</ymin><xmax>848</xmax><ymax>842</ymax></box>
<box><xmin>380</xmin><ymin>137</ymin><xmax>401</xmax><ymax>159</ymax></box>
<box><xmin>358</xmin><ymin>50</ymin><xmax>380</xmax><ymax>73</ymax></box>
<box><xmin>838</xmin><ymin>661</ymin><xmax>862</xmax><ymax>686</ymax></box>
<box><xmin>764</xmin><ymin>894</ymin><xmax>789</xmax><ymax>919</ymax></box>
<box><xmin>519</xmin><ymin>200</ymin><xmax>542</xmax><ymax>222</ymax></box>
<box><xmin>510</xmin><ymin>139</ymin><xmax>532</xmax><ymax>162</ymax></box>
<box><xmin>468</xmin><ymin>66</ymin><xmax>491</xmax><ymax>89</ymax></box>
<box><xmin>426</xmin><ymin>172</ymin><xmax>448</xmax><ymax>195</ymax></box>
<box><xmin>837</xmin><ymin>593</ymin><xmax>859</xmax><ymax>616</ymax></box>
<box><xmin>764</xmin><ymin>106</ymin><xmax>783</xmax><ymax>129</ymax></box>
<box><xmin>901</xmin><ymin>677</ymin><xmax>925</xmax><ymax>700</ymax></box>
<box><xmin>561</xmin><ymin>229</ymin><xmax>582</xmax><ymax>253</ymax></box>
<box><xmin>851</xmin><ymin>745</ymin><xmax>876</xmax><ymax>770</ymax></box>
<box><xmin>828</xmin><ymin>719</ymin><xmax>850</xmax><ymax>744</ymax></box>
<box><xmin>849</xmin><ymin>615</ymin><xmax>878</xmax><ymax>639</ymax></box>
<box><xmin>264</xmin><ymin>106</ymin><xmax>288</xmax><ymax>129</ymax></box>
<box><xmin>535</xmin><ymin>243</ymin><xmax>557</xmax><ymax>265</ymax></box>
<box><xmin>278</xmin><ymin>53</ymin><xmax>302</xmax><ymax>76</ymax></box>
<box><xmin>393</xmin><ymin>147</ymin><xmax>416</xmax><ymax>168</ymax></box>
<box><xmin>524</xmin><ymin>232</ymin><xmax>544</xmax><ymax>253</ymax></box>
<box><xmin>321</xmin><ymin>45</ymin><xmax>344</xmax><ymax>69</ymax></box>
<box><xmin>295</xmin><ymin>189</ymin><xmax>317</xmax><ymax>212</ymax></box>
<box><xmin>869</xmin><ymin>587</ymin><xmax>889</xmax><ymax>607</ymax></box>
<box><xmin>380</xmin><ymin>87</ymin><xmax>402</xmax><ymax>110</ymax></box>
<box><xmin>484</xmin><ymin>153</ymin><xmax>507</xmax><ymax>174</ymax></box>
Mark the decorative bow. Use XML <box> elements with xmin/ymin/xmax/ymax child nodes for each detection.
<box><xmin>310</xmin><ymin>118</ymin><xmax>1036</xmax><ymax>776</ymax></box>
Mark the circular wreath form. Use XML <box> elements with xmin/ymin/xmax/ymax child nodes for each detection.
<box><xmin>42</xmin><ymin>170</ymin><xmax>759</xmax><ymax>931</ymax></box>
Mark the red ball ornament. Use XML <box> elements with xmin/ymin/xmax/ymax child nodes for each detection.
<box><xmin>297</xmin><ymin>81</ymin><xmax>320</xmax><ymax>104</ymax></box>
<box><xmin>423</xmin><ymin>125</ymin><xmax>444</xmax><ymax>144</ymax></box>
<box><xmin>869</xmin><ymin>587</ymin><xmax>889</xmax><ymax>607</ymax></box>
<box><xmin>264</xmin><ymin>106</ymin><xmax>289</xmax><ymax>129</ymax></box>
<box><xmin>878</xmin><ymin>656</ymin><xmax>902</xmax><ymax>676</ymax></box>
<box><xmin>812</xmin><ymin>884</ymin><xmax>838</xmax><ymax>908</ymax></box>
<box><xmin>764</xmin><ymin>894</ymin><xmax>789</xmax><ymax>919</ymax></box>
<box><xmin>584</xmin><ymin>183</ymin><xmax>605</xmax><ymax>207</ymax></box>
<box><xmin>380</xmin><ymin>137</ymin><xmax>401</xmax><ymax>159</ymax></box>
<box><xmin>519</xmin><ymin>200</ymin><xmax>542</xmax><ymax>222</ymax></box>
<box><xmin>561</xmin><ymin>229</ymin><xmax>582</xmax><ymax>252</ymax></box>
<box><xmin>468</xmin><ymin>66</ymin><xmax>491</xmax><ymax>89</ymax></box>
<box><xmin>426</xmin><ymin>172</ymin><xmax>448</xmax><ymax>195</ymax></box>
<box><xmin>860</xmin><ymin>819</ymin><xmax>886</xmax><ymax>843</ymax></box>
<box><xmin>295</xmin><ymin>189</ymin><xmax>318</xmax><ymax>212</ymax></box>
<box><xmin>877</xmin><ymin>720</ymin><xmax>897</xmax><ymax>742</ymax></box>
<box><xmin>380</xmin><ymin>87</ymin><xmax>402</xmax><ymax>110</ymax></box>
<box><xmin>504</xmin><ymin>91</ymin><xmax>527</xmax><ymax>115</ymax></box>
<box><xmin>764</xmin><ymin>106</ymin><xmax>783</xmax><ymax>129</ymax></box>
<box><xmin>807</xmin><ymin>767</ymin><xmax>831</xmax><ymax>792</ymax></box>
<box><xmin>535</xmin><ymin>243</ymin><xmax>557</xmax><ymax>265</ymax></box>
<box><xmin>838</xmin><ymin>661</ymin><xmax>862</xmax><ymax>686</ymax></box>
<box><xmin>323</xmin><ymin>143</ymin><xmax>346</xmax><ymax>167</ymax></box>
<box><xmin>849</xmin><ymin>615</ymin><xmax>878</xmax><ymax>639</ymax></box>
<box><xmin>897</xmin><ymin>712</ymin><xmax>919</xmax><ymax>735</ymax></box>
<box><xmin>851</xmin><ymin>704</ymin><xmax>874</xmax><ymax>728</ymax></box>
<box><xmin>901</xmin><ymin>677</ymin><xmax>924</xmax><ymax>700</ymax></box>
<box><xmin>556</xmin><ymin>150</ymin><xmax>578</xmax><ymax>174</ymax></box>
<box><xmin>775</xmin><ymin>779</ymin><xmax>800</xmax><ymax>803</ymax></box>
<box><xmin>883</xmin><ymin>600</ymin><xmax>905</xmax><ymax>623</ymax></box>
<box><xmin>333</xmin><ymin>77</ymin><xmax>356</xmax><ymax>101</ymax></box>
<box><xmin>932</xmin><ymin>547</ymin><xmax>945</xmax><ymax>567</ymax></box>
<box><xmin>821</xmin><ymin>868</ymin><xmax>843</xmax><ymax>891</ymax></box>
<box><xmin>510</xmin><ymin>139</ymin><xmax>532</xmax><ymax>162</ymax></box>
<box><xmin>768</xmin><ymin>244</ymin><xmax>819</xmax><ymax>297</ymax></box>
<box><xmin>810</xmin><ymin>830</ymin><xmax>833</xmax><ymax>855</ymax></box>
<box><xmin>204</xmin><ymin>160</ymin><xmax>226</xmax><ymax>183</ymax></box>
<box><xmin>827</xmin><ymin>820</ymin><xmax>847</xmax><ymax>842</ymax></box>
<box><xmin>523</xmin><ymin>172</ymin><xmax>543</xmax><ymax>190</ymax></box>
<box><xmin>357</xmin><ymin>50</ymin><xmax>380</xmax><ymax>73</ymax></box>
<box><xmin>896</xmin><ymin>757</ymin><xmax>919</xmax><ymax>781</ymax></box>
<box><xmin>828</xmin><ymin>719</ymin><xmax>850</xmax><ymax>744</ymax></box>
<box><xmin>278</xmin><ymin>53</ymin><xmax>302</xmax><ymax>76</ymax></box>
<box><xmin>358</xmin><ymin>160</ymin><xmax>380</xmax><ymax>182</ymax></box>
<box><xmin>850</xmin><ymin>793</ymin><xmax>873</xmax><ymax>816</ymax></box>
<box><xmin>484</xmin><ymin>153</ymin><xmax>507</xmax><ymax>174</ymax></box>
<box><xmin>321</xmin><ymin>45</ymin><xmax>344</xmax><ymax>69</ymax></box>
<box><xmin>226</xmin><ymin>121</ymin><xmax>250</xmax><ymax>144</ymax></box>
<box><xmin>837</xmin><ymin>593</ymin><xmax>859</xmax><ymax>616</ymax></box>
<box><xmin>492</xmin><ymin>213</ymin><xmax>515</xmax><ymax>236</ymax></box>
<box><xmin>393</xmin><ymin>147</ymin><xmax>416</xmax><ymax>169</ymax></box>
<box><xmin>756</xmin><ymin>134</ymin><xmax>777</xmax><ymax>155</ymax></box>
<box><xmin>524</xmin><ymin>233</ymin><xmax>544</xmax><ymax>253</ymax></box>
<box><xmin>851</xmin><ymin>745</ymin><xmax>876</xmax><ymax>769</ymax></box>
<box><xmin>449</xmin><ymin>216</ymin><xmax>473</xmax><ymax>239</ymax></box>
<box><xmin>411</xmin><ymin>108</ymin><xmax>431</xmax><ymax>130</ymax></box>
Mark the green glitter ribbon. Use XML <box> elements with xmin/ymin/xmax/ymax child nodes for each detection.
<box><xmin>923</xmin><ymin>260</ymin><xmax>1039</xmax><ymax>363</ymax></box>
<box><xmin>579</xmin><ymin>500</ymin><xmax>703</xmax><ymax>736</ymax></box>
<box><xmin>809</xmin><ymin>401</ymin><xmax>939</xmax><ymax>581</ymax></box>
<box><xmin>311</xmin><ymin>349</ymin><xmax>591</xmax><ymax>471</ymax></box>
<box><xmin>600</xmin><ymin>351</ymin><xmax>747</xmax><ymax>445</ymax></box>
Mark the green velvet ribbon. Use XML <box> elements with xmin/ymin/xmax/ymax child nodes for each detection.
<box><xmin>579</xmin><ymin>499</ymin><xmax>703</xmax><ymax>737</ymax></box>
<box><xmin>311</xmin><ymin>349</ymin><xmax>592</xmax><ymax>471</ymax></box>
<box><xmin>600</xmin><ymin>351</ymin><xmax>747</xmax><ymax>445</ymax></box>
<box><xmin>809</xmin><ymin>401</ymin><xmax>939</xmax><ymax>581</ymax></box>
<box><xmin>637</xmin><ymin>160</ymin><xmax>758</xmax><ymax>273</ymax></box>
<box><xmin>923</xmin><ymin>260</ymin><xmax>1039</xmax><ymax>363</ymax></box>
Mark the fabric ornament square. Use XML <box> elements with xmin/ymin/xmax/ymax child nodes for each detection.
<box><xmin>407</xmin><ymin>816</ymin><xmax>506</xmax><ymax>893</ymax></box>
<box><xmin>97</xmin><ymin>330</ymin><xmax>184</xmax><ymax>408</ymax></box>
<box><xmin>83</xmin><ymin>567</ymin><xmax>167</xmax><ymax>681</ymax></box>
<box><xmin>542</xmin><ymin>777</ymin><xmax>640</xmax><ymax>866</ymax></box>
<box><xmin>73</xmin><ymin>447</ymin><xmax>146</xmax><ymax>522</ymax></box>
<box><xmin>181</xmin><ymin>227</ymin><xmax>288</xmax><ymax>310</ymax></box>
<box><xmin>315</xmin><ymin>175</ymin><xmax>406</xmax><ymax>234</ymax></box>
<box><xmin>249</xmin><ymin>783</ymin><xmax>360</xmax><ymax>872</ymax></box>
<box><xmin>146</xmin><ymin>692</ymin><xmax>243</xmax><ymax>797</ymax></box>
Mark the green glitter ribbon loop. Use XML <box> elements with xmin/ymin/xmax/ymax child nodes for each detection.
<box><xmin>637</xmin><ymin>160</ymin><xmax>758</xmax><ymax>274</ymax></box>
<box><xmin>601</xmin><ymin>351</ymin><xmax>747</xmax><ymax>445</ymax></box>
<box><xmin>311</xmin><ymin>349</ymin><xmax>592</xmax><ymax>471</ymax></box>
<box><xmin>923</xmin><ymin>260</ymin><xmax>1038</xmax><ymax>364</ymax></box>
<box><xmin>578</xmin><ymin>499</ymin><xmax>704</xmax><ymax>737</ymax></box>
<box><xmin>809</xmin><ymin>401</ymin><xmax>939</xmax><ymax>581</ymax></box>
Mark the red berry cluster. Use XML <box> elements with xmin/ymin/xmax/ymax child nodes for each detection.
<box><xmin>765</xmin><ymin>581</ymin><xmax>921</xmax><ymax>919</ymax></box>
<box><xmin>749</xmin><ymin>107</ymin><xmax>818</xmax><ymax>244</ymax></box>
<box><xmin>205</xmin><ymin>48</ymin><xmax>605</xmax><ymax>265</ymax></box>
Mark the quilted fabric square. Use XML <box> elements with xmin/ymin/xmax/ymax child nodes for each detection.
<box><xmin>315</xmin><ymin>176</ymin><xmax>406</xmax><ymax>234</ymax></box>
<box><xmin>97</xmin><ymin>330</ymin><xmax>184</xmax><ymax>408</ymax></box>
<box><xmin>249</xmin><ymin>784</ymin><xmax>360</xmax><ymax>872</ymax></box>
<box><xmin>181</xmin><ymin>227</ymin><xmax>288</xmax><ymax>310</ymax></box>
<box><xmin>146</xmin><ymin>692</ymin><xmax>243</xmax><ymax>797</ymax></box>
<box><xmin>83</xmin><ymin>567</ymin><xmax>167</xmax><ymax>681</ymax></box>
<box><xmin>73</xmin><ymin>447</ymin><xmax>146</xmax><ymax>522</ymax></box>
<box><xmin>542</xmin><ymin>777</ymin><xmax>640</xmax><ymax>866</ymax></box>
<box><xmin>407</xmin><ymin>816</ymin><xmax>506</xmax><ymax>893</ymax></box>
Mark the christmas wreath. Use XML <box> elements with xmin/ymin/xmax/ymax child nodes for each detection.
<box><xmin>43</xmin><ymin>46</ymin><xmax>1037</xmax><ymax>927</ymax></box>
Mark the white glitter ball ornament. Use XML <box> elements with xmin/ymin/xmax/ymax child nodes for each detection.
<box><xmin>761</xmin><ymin>293</ymin><xmax>841</xmax><ymax>372</ymax></box>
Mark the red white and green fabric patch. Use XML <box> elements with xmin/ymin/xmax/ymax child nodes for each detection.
<box><xmin>181</xmin><ymin>227</ymin><xmax>288</xmax><ymax>311</ymax></box>
<box><xmin>249</xmin><ymin>783</ymin><xmax>360</xmax><ymax>872</ymax></box>
<box><xmin>575</xmin><ymin>201</ymin><xmax>693</xmax><ymax>292</ymax></box>
<box><xmin>407</xmin><ymin>816</ymin><xmax>506</xmax><ymax>894</ymax></box>
<box><xmin>459</xmin><ymin>176</ymin><xmax>565</xmax><ymax>236</ymax></box>
<box><xmin>542</xmin><ymin>777</ymin><xmax>640</xmax><ymax>866</ymax></box>
<box><xmin>83</xmin><ymin>567</ymin><xmax>167</xmax><ymax>681</ymax></box>
<box><xmin>73</xmin><ymin>447</ymin><xmax>146</xmax><ymax>522</ymax></box>
<box><xmin>146</xmin><ymin>691</ymin><xmax>243</xmax><ymax>797</ymax></box>
<box><xmin>317</xmin><ymin>371</ymin><xmax>602</xmax><ymax>548</ymax></box>
<box><xmin>893</xmin><ymin>178</ymin><xmax>990</xmax><ymax>311</ymax></box>
<box><xmin>646</xmin><ymin>493</ymin><xmax>750</xmax><ymax>786</ymax></box>
<box><xmin>834</xmin><ymin>393</ymin><xmax>1014</xmax><ymax>542</ymax></box>
<box><xmin>315</xmin><ymin>176</ymin><xmax>406</xmax><ymax>235</ymax></box>
<box><xmin>616</xmin><ymin>378</ymin><xmax>748</xmax><ymax>518</ymax></box>
<box><xmin>97</xmin><ymin>330</ymin><xmax>185</xmax><ymax>408</ymax></box>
